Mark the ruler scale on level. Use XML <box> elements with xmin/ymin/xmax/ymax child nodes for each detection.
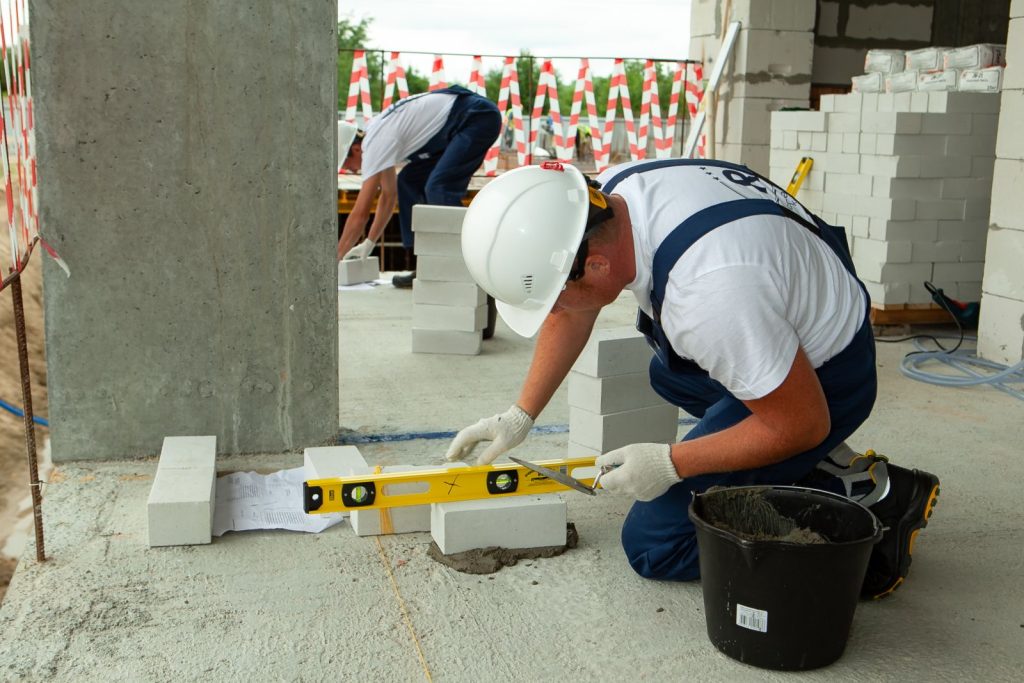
<box><xmin>303</xmin><ymin>457</ymin><xmax>599</xmax><ymax>514</ymax></box>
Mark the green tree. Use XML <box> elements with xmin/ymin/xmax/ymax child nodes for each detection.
<box><xmin>338</xmin><ymin>17</ymin><xmax>430</xmax><ymax>114</ymax></box>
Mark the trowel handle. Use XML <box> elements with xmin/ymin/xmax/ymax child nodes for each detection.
<box><xmin>591</xmin><ymin>464</ymin><xmax>619</xmax><ymax>491</ymax></box>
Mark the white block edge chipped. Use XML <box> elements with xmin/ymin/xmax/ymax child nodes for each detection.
<box><xmin>431</xmin><ymin>494</ymin><xmax>567</xmax><ymax>555</ymax></box>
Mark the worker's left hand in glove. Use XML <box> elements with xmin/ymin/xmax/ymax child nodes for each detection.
<box><xmin>343</xmin><ymin>239</ymin><xmax>375</xmax><ymax>261</ymax></box>
<box><xmin>445</xmin><ymin>405</ymin><xmax>534</xmax><ymax>465</ymax></box>
<box><xmin>595</xmin><ymin>443</ymin><xmax>682</xmax><ymax>501</ymax></box>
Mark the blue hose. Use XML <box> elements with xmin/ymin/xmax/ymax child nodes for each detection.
<box><xmin>0</xmin><ymin>397</ymin><xmax>49</xmax><ymax>427</ymax></box>
<box><xmin>898</xmin><ymin>337</ymin><xmax>1024</xmax><ymax>401</ymax></box>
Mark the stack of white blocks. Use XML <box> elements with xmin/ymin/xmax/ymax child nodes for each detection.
<box><xmin>411</xmin><ymin>205</ymin><xmax>487</xmax><ymax>355</ymax></box>
<box><xmin>769</xmin><ymin>91</ymin><xmax>1001</xmax><ymax>306</ymax></box>
<box><xmin>305</xmin><ymin>445</ymin><xmax>566</xmax><ymax>554</ymax></box>
<box><xmin>688</xmin><ymin>0</ymin><xmax>816</xmax><ymax>174</ymax></box>
<box><xmin>338</xmin><ymin>256</ymin><xmax>380</xmax><ymax>286</ymax></box>
<box><xmin>567</xmin><ymin>328</ymin><xmax>679</xmax><ymax>457</ymax></box>
<box><xmin>979</xmin><ymin>4</ymin><xmax>1024</xmax><ymax>366</ymax></box>
<box><xmin>147</xmin><ymin>436</ymin><xmax>217</xmax><ymax>547</ymax></box>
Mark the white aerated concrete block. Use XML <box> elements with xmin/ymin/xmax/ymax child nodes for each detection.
<box><xmin>159</xmin><ymin>436</ymin><xmax>216</xmax><ymax>470</ymax></box>
<box><xmin>411</xmin><ymin>205</ymin><xmax>466</xmax><ymax>234</ymax></box>
<box><xmin>352</xmin><ymin>463</ymin><xmax>467</xmax><ymax>537</ymax></box>
<box><xmin>412</xmin><ymin>303</ymin><xmax>487</xmax><ymax>332</ymax></box>
<box><xmin>573</xmin><ymin>328</ymin><xmax>652</xmax><ymax>378</ymax></box>
<box><xmin>338</xmin><ymin>256</ymin><xmax>380</xmax><ymax>285</ymax></box>
<box><xmin>148</xmin><ymin>436</ymin><xmax>217</xmax><ymax>547</ymax></box>
<box><xmin>431</xmin><ymin>494</ymin><xmax>567</xmax><ymax>555</ymax></box>
<box><xmin>852</xmin><ymin>237</ymin><xmax>912</xmax><ymax>264</ymax></box>
<box><xmin>148</xmin><ymin>469</ymin><xmax>216</xmax><ymax>547</ymax></box>
<box><xmin>570</xmin><ymin>404</ymin><xmax>679</xmax><ymax>452</ymax></box>
<box><xmin>996</xmin><ymin>91</ymin><xmax>1024</xmax><ymax>162</ymax></box>
<box><xmin>978</xmin><ymin>293</ymin><xmax>1024</xmax><ymax>366</ymax></box>
<box><xmin>568</xmin><ymin>441</ymin><xmax>602</xmax><ymax>458</ymax></box>
<box><xmin>863</xmin><ymin>280</ymin><xmax>911</xmax><ymax>306</ymax></box>
<box><xmin>982</xmin><ymin>228</ymin><xmax>1024</xmax><ymax>301</ymax></box>
<box><xmin>412</xmin><ymin>279</ymin><xmax>486</xmax><ymax>307</ymax></box>
<box><xmin>414</xmin><ymin>232</ymin><xmax>462</xmax><ymax>256</ymax></box>
<box><xmin>303</xmin><ymin>446</ymin><xmax>369</xmax><ymax>479</ymax></box>
<box><xmin>568</xmin><ymin>371</ymin><xmax>666</xmax><ymax>414</ymax></box>
<box><xmin>416</xmin><ymin>254</ymin><xmax>474</xmax><ymax>282</ymax></box>
<box><xmin>411</xmin><ymin>329</ymin><xmax>481</xmax><ymax>355</ymax></box>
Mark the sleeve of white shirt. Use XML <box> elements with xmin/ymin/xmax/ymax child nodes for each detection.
<box><xmin>359</xmin><ymin>137</ymin><xmax>400</xmax><ymax>179</ymax></box>
<box><xmin>662</xmin><ymin>264</ymin><xmax>800</xmax><ymax>401</ymax></box>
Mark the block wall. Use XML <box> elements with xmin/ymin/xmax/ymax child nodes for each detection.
<box><xmin>770</xmin><ymin>92</ymin><xmax>1000</xmax><ymax>308</ymax></box>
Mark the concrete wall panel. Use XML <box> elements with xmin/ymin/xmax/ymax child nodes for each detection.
<box><xmin>34</xmin><ymin>1</ymin><xmax>339</xmax><ymax>460</ymax></box>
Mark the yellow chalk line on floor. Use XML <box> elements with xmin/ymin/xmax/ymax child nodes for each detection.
<box><xmin>375</xmin><ymin>536</ymin><xmax>433</xmax><ymax>682</ymax></box>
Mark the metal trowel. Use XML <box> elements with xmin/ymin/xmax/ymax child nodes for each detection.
<box><xmin>508</xmin><ymin>456</ymin><xmax>612</xmax><ymax>496</ymax></box>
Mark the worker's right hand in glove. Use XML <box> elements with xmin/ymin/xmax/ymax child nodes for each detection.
<box><xmin>595</xmin><ymin>443</ymin><xmax>682</xmax><ymax>501</ymax></box>
<box><xmin>445</xmin><ymin>405</ymin><xmax>534</xmax><ymax>465</ymax></box>
<box><xmin>343</xmin><ymin>239</ymin><xmax>375</xmax><ymax>261</ymax></box>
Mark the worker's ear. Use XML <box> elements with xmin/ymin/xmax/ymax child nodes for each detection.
<box><xmin>586</xmin><ymin>253</ymin><xmax>610</xmax><ymax>277</ymax></box>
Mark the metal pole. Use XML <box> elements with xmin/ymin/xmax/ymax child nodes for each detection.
<box><xmin>10</xmin><ymin>272</ymin><xmax>45</xmax><ymax>562</ymax></box>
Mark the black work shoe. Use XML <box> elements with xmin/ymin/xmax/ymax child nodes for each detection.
<box><xmin>482</xmin><ymin>295</ymin><xmax>497</xmax><ymax>340</ymax></box>
<box><xmin>862</xmin><ymin>463</ymin><xmax>940</xmax><ymax>599</ymax></box>
<box><xmin>392</xmin><ymin>271</ymin><xmax>414</xmax><ymax>289</ymax></box>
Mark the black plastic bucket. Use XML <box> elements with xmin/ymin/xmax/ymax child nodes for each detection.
<box><xmin>688</xmin><ymin>485</ymin><xmax>882</xmax><ymax>671</ymax></box>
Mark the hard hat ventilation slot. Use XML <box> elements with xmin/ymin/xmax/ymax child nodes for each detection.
<box><xmin>521</xmin><ymin>275</ymin><xmax>534</xmax><ymax>294</ymax></box>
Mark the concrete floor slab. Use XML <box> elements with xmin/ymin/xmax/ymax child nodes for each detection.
<box><xmin>1</xmin><ymin>285</ymin><xmax>1022</xmax><ymax>680</ymax></box>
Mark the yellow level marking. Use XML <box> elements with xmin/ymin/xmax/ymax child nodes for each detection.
<box><xmin>306</xmin><ymin>457</ymin><xmax>598</xmax><ymax>513</ymax></box>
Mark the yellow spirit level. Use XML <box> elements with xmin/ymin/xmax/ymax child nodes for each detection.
<box><xmin>787</xmin><ymin>156</ymin><xmax>814</xmax><ymax>197</ymax></box>
<box><xmin>303</xmin><ymin>457</ymin><xmax>599</xmax><ymax>514</ymax></box>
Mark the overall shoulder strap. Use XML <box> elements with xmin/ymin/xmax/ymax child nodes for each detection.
<box><xmin>650</xmin><ymin>198</ymin><xmax>823</xmax><ymax>315</ymax></box>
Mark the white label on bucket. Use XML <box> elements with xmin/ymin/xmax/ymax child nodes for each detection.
<box><xmin>736</xmin><ymin>604</ymin><xmax>768</xmax><ymax>633</ymax></box>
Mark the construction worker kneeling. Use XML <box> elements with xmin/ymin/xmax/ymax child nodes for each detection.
<box><xmin>445</xmin><ymin>160</ymin><xmax>939</xmax><ymax>600</ymax></box>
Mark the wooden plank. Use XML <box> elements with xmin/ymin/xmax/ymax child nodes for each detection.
<box><xmin>869</xmin><ymin>304</ymin><xmax>953</xmax><ymax>326</ymax></box>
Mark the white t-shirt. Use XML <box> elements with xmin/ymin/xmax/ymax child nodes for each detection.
<box><xmin>360</xmin><ymin>93</ymin><xmax>458</xmax><ymax>178</ymax></box>
<box><xmin>597</xmin><ymin>160</ymin><xmax>866</xmax><ymax>401</ymax></box>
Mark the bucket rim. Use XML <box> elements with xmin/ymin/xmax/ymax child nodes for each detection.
<box><xmin>688</xmin><ymin>484</ymin><xmax>884</xmax><ymax>549</ymax></box>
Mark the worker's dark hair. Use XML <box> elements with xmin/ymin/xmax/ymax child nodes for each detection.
<box><xmin>351</xmin><ymin>130</ymin><xmax>365</xmax><ymax>147</ymax></box>
<box><xmin>583</xmin><ymin>177</ymin><xmax>615</xmax><ymax>240</ymax></box>
<box><xmin>568</xmin><ymin>177</ymin><xmax>615</xmax><ymax>281</ymax></box>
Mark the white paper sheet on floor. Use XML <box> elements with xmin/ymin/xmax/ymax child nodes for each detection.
<box><xmin>213</xmin><ymin>467</ymin><xmax>344</xmax><ymax>536</ymax></box>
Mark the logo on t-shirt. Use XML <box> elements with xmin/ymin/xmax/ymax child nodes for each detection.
<box><xmin>698</xmin><ymin>165</ymin><xmax>810</xmax><ymax>222</ymax></box>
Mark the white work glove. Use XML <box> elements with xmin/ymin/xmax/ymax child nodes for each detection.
<box><xmin>596</xmin><ymin>443</ymin><xmax>682</xmax><ymax>501</ymax></box>
<box><xmin>445</xmin><ymin>405</ymin><xmax>534</xmax><ymax>465</ymax></box>
<box><xmin>343</xmin><ymin>239</ymin><xmax>375</xmax><ymax>261</ymax></box>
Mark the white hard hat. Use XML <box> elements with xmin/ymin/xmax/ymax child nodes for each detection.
<box><xmin>461</xmin><ymin>162</ymin><xmax>590</xmax><ymax>338</ymax></box>
<box><xmin>338</xmin><ymin>121</ymin><xmax>358</xmax><ymax>170</ymax></box>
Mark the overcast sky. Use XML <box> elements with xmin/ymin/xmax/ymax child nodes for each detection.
<box><xmin>338</xmin><ymin>0</ymin><xmax>692</xmax><ymax>82</ymax></box>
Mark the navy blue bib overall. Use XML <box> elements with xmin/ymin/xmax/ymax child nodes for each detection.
<box><xmin>388</xmin><ymin>86</ymin><xmax>501</xmax><ymax>249</ymax></box>
<box><xmin>600</xmin><ymin>159</ymin><xmax>877</xmax><ymax>581</ymax></box>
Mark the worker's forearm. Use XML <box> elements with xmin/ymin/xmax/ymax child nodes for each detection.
<box><xmin>366</xmin><ymin>188</ymin><xmax>396</xmax><ymax>244</ymax></box>
<box><xmin>516</xmin><ymin>308</ymin><xmax>599</xmax><ymax>419</ymax></box>
<box><xmin>669</xmin><ymin>412</ymin><xmax>827</xmax><ymax>479</ymax></box>
<box><xmin>338</xmin><ymin>209</ymin><xmax>369</xmax><ymax>256</ymax></box>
